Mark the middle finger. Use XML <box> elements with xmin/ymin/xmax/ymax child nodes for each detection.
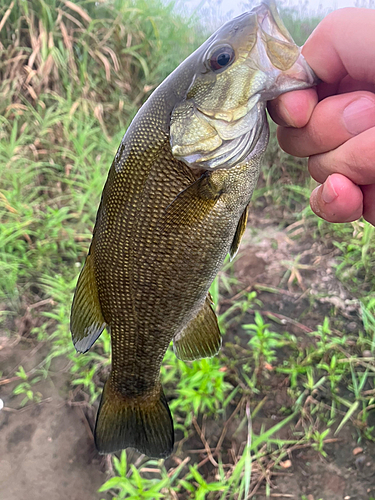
<box><xmin>277</xmin><ymin>91</ymin><xmax>375</xmax><ymax>158</ymax></box>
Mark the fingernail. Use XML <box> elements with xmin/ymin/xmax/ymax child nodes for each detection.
<box><xmin>321</xmin><ymin>176</ymin><xmax>338</xmax><ymax>204</ymax></box>
<box><xmin>276</xmin><ymin>102</ymin><xmax>297</xmax><ymax>128</ymax></box>
<box><xmin>310</xmin><ymin>188</ymin><xmax>321</xmax><ymax>215</ymax></box>
<box><xmin>343</xmin><ymin>97</ymin><xmax>375</xmax><ymax>135</ymax></box>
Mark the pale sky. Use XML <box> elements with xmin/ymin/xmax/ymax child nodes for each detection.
<box><xmin>184</xmin><ymin>0</ymin><xmax>371</xmax><ymax>19</ymax></box>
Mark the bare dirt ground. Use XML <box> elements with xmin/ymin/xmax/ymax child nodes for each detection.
<box><xmin>1</xmin><ymin>216</ymin><xmax>375</xmax><ymax>499</ymax></box>
<box><xmin>0</xmin><ymin>343</ymin><xmax>108</xmax><ymax>500</ymax></box>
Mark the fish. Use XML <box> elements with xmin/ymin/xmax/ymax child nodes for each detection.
<box><xmin>70</xmin><ymin>0</ymin><xmax>317</xmax><ymax>459</ymax></box>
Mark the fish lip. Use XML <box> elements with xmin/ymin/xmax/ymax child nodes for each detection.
<box><xmin>275</xmin><ymin>53</ymin><xmax>320</xmax><ymax>89</ymax></box>
<box><xmin>253</xmin><ymin>0</ymin><xmax>296</xmax><ymax>45</ymax></box>
<box><xmin>307</xmin><ymin>68</ymin><xmax>321</xmax><ymax>86</ymax></box>
<box><xmin>260</xmin><ymin>53</ymin><xmax>319</xmax><ymax>102</ymax></box>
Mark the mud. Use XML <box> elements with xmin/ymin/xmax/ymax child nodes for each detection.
<box><xmin>0</xmin><ymin>341</ymin><xmax>108</xmax><ymax>500</ymax></box>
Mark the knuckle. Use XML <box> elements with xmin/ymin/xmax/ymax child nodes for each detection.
<box><xmin>339</xmin><ymin>143</ymin><xmax>370</xmax><ymax>183</ymax></box>
<box><xmin>308</xmin><ymin>119</ymin><xmax>326</xmax><ymax>152</ymax></box>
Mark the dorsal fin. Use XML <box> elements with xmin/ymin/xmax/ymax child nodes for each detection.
<box><xmin>229</xmin><ymin>205</ymin><xmax>248</xmax><ymax>261</ymax></box>
<box><xmin>70</xmin><ymin>253</ymin><xmax>106</xmax><ymax>353</ymax></box>
<box><xmin>173</xmin><ymin>294</ymin><xmax>221</xmax><ymax>361</ymax></box>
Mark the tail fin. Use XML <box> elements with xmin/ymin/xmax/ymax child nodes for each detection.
<box><xmin>94</xmin><ymin>377</ymin><xmax>174</xmax><ymax>459</ymax></box>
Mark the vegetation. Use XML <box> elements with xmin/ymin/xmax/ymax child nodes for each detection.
<box><xmin>1</xmin><ymin>0</ymin><xmax>374</xmax><ymax>499</ymax></box>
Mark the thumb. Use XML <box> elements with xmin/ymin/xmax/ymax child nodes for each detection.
<box><xmin>310</xmin><ymin>174</ymin><xmax>363</xmax><ymax>223</ymax></box>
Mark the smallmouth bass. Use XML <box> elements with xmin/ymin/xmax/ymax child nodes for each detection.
<box><xmin>70</xmin><ymin>0</ymin><xmax>317</xmax><ymax>458</ymax></box>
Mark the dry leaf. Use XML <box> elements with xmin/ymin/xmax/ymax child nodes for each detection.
<box><xmin>280</xmin><ymin>459</ymin><xmax>292</xmax><ymax>469</ymax></box>
<box><xmin>64</xmin><ymin>0</ymin><xmax>92</xmax><ymax>24</ymax></box>
<box><xmin>353</xmin><ymin>447</ymin><xmax>363</xmax><ymax>456</ymax></box>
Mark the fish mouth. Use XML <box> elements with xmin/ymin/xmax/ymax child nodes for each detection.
<box><xmin>254</xmin><ymin>0</ymin><xmax>296</xmax><ymax>46</ymax></box>
<box><xmin>275</xmin><ymin>53</ymin><xmax>320</xmax><ymax>89</ymax></box>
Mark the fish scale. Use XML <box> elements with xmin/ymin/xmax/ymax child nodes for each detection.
<box><xmin>70</xmin><ymin>0</ymin><xmax>318</xmax><ymax>458</ymax></box>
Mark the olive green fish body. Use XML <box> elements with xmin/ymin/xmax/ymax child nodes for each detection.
<box><xmin>95</xmin><ymin>131</ymin><xmax>259</xmax><ymax>378</ymax></box>
<box><xmin>71</xmin><ymin>0</ymin><xmax>318</xmax><ymax>458</ymax></box>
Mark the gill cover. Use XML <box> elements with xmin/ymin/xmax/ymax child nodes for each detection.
<box><xmin>170</xmin><ymin>0</ymin><xmax>317</xmax><ymax>170</ymax></box>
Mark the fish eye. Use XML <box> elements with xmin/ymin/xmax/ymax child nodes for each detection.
<box><xmin>208</xmin><ymin>45</ymin><xmax>235</xmax><ymax>72</ymax></box>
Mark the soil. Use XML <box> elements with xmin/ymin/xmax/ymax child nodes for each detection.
<box><xmin>0</xmin><ymin>342</ymin><xmax>109</xmax><ymax>500</ymax></box>
<box><xmin>1</xmin><ymin>219</ymin><xmax>374</xmax><ymax>500</ymax></box>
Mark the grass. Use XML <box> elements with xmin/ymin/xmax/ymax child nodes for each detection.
<box><xmin>1</xmin><ymin>1</ymin><xmax>375</xmax><ymax>499</ymax></box>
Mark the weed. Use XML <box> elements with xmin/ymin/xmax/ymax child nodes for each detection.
<box><xmin>219</xmin><ymin>290</ymin><xmax>263</xmax><ymax>332</ymax></box>
<box><xmin>98</xmin><ymin>451</ymin><xmax>171</xmax><ymax>499</ymax></box>
<box><xmin>12</xmin><ymin>366</ymin><xmax>42</xmax><ymax>406</ymax></box>
<box><xmin>243</xmin><ymin>311</ymin><xmax>284</xmax><ymax>380</ymax></box>
<box><xmin>181</xmin><ymin>465</ymin><xmax>227</xmax><ymax>499</ymax></box>
<box><xmin>168</xmin><ymin>355</ymin><xmax>233</xmax><ymax>425</ymax></box>
<box><xmin>309</xmin><ymin>428</ymin><xmax>330</xmax><ymax>457</ymax></box>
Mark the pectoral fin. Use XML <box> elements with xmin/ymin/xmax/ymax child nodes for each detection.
<box><xmin>70</xmin><ymin>253</ymin><xmax>106</xmax><ymax>353</ymax></box>
<box><xmin>162</xmin><ymin>172</ymin><xmax>223</xmax><ymax>230</ymax></box>
<box><xmin>173</xmin><ymin>294</ymin><xmax>221</xmax><ymax>361</ymax></box>
<box><xmin>229</xmin><ymin>205</ymin><xmax>248</xmax><ymax>261</ymax></box>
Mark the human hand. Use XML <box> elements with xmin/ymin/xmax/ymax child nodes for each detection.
<box><xmin>268</xmin><ymin>8</ymin><xmax>375</xmax><ymax>225</ymax></box>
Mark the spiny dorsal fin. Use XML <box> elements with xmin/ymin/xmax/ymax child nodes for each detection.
<box><xmin>70</xmin><ymin>253</ymin><xmax>106</xmax><ymax>353</ymax></box>
<box><xmin>173</xmin><ymin>294</ymin><xmax>221</xmax><ymax>361</ymax></box>
<box><xmin>229</xmin><ymin>205</ymin><xmax>248</xmax><ymax>261</ymax></box>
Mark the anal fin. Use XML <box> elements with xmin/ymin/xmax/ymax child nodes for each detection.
<box><xmin>229</xmin><ymin>205</ymin><xmax>248</xmax><ymax>261</ymax></box>
<box><xmin>70</xmin><ymin>253</ymin><xmax>106</xmax><ymax>353</ymax></box>
<box><xmin>173</xmin><ymin>294</ymin><xmax>221</xmax><ymax>361</ymax></box>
